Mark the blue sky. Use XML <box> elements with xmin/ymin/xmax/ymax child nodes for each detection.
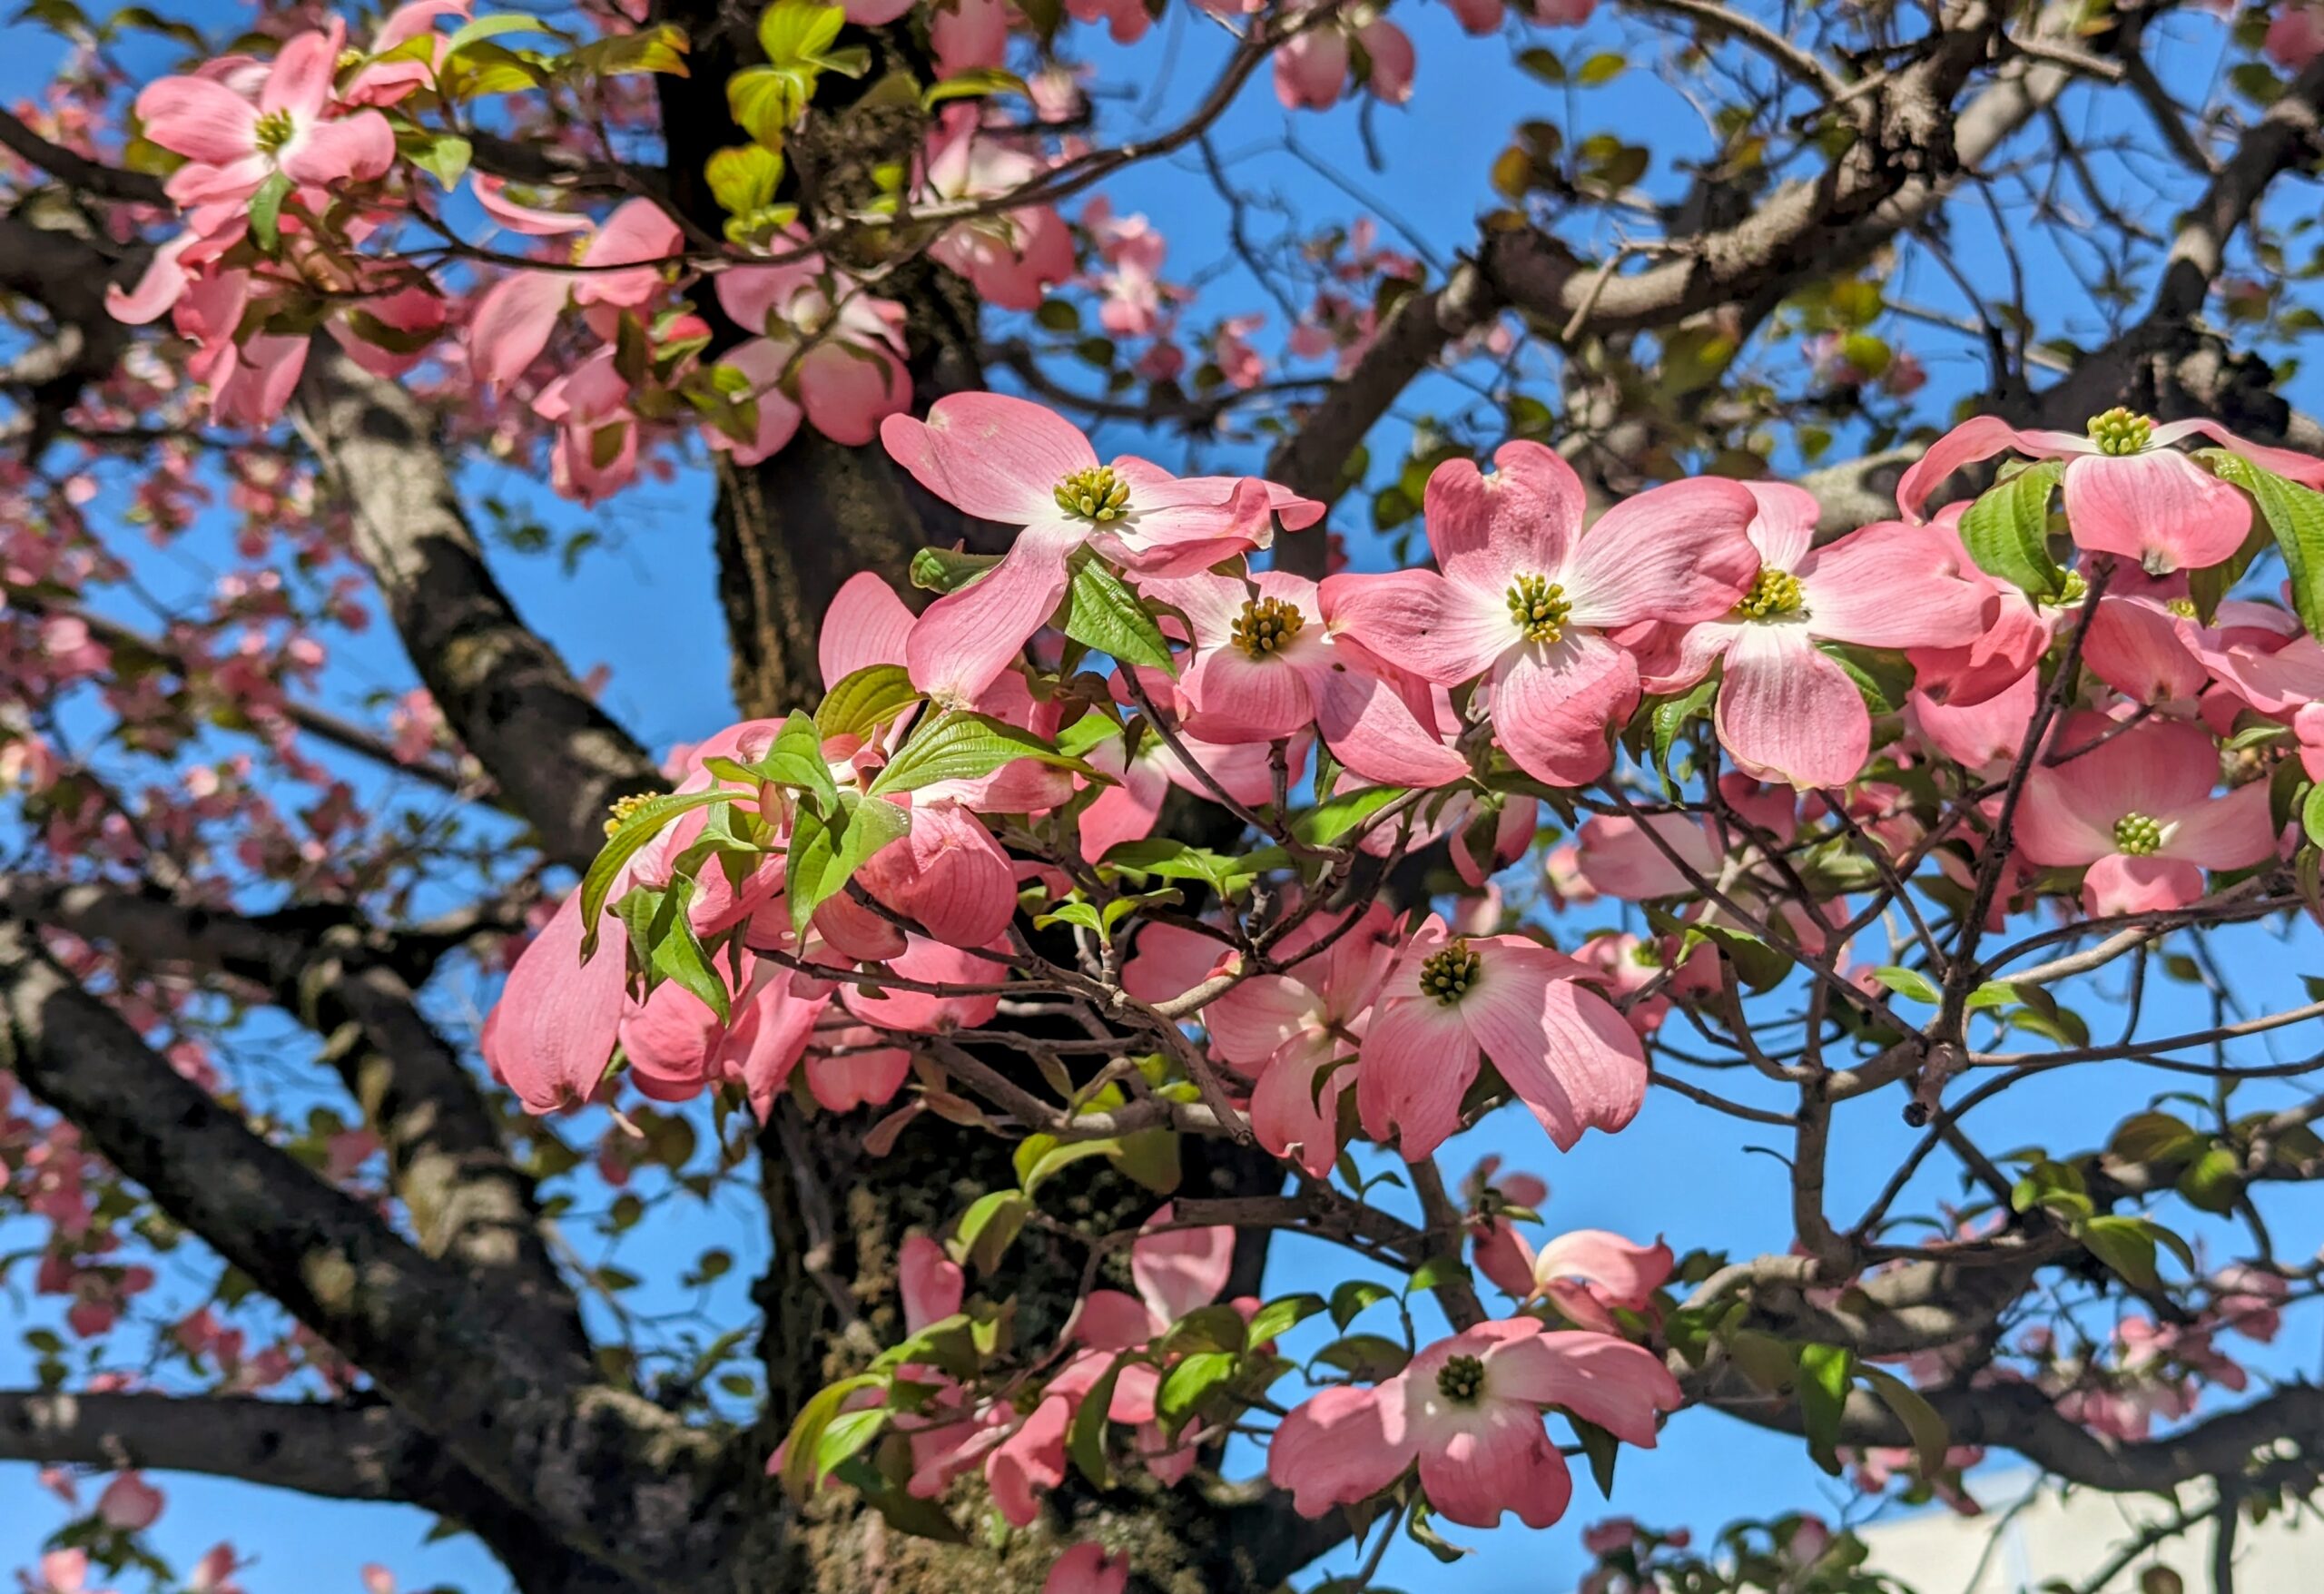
<box><xmin>7</xmin><ymin>1</ymin><xmax>2324</xmax><ymax>1590</ymax></box>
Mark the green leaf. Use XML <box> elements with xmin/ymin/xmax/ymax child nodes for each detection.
<box><xmin>1245</xmin><ymin>1293</ymin><xmax>1325</xmax><ymax>1346</ymax></box>
<box><xmin>923</xmin><ymin>65</ymin><xmax>1028</xmax><ymax>106</ymax></box>
<box><xmin>1310</xmin><ymin>1333</ymin><xmax>1410</xmax><ymax>1381</ymax></box>
<box><xmin>1867</xmin><ymin>965</ymin><xmax>1943</xmax><ymax>1005</ymax></box>
<box><xmin>400</xmin><ymin>131</ymin><xmax>472</xmax><ymax>189</ymax></box>
<box><xmin>950</xmin><ymin>1189</ymin><xmax>1030</xmax><ymax>1273</ymax></box>
<box><xmin>812</xmin><ymin>1407</ymin><xmax>890</xmax><ymax>1479</ymax></box>
<box><xmin>1797</xmin><ymin>1343</ymin><xmax>1854</xmax><ymax>1475</ymax></box>
<box><xmin>727</xmin><ymin>63</ymin><xmax>814</xmax><ymax>143</ymax></box>
<box><xmin>2081</xmin><ymin>1214</ymin><xmax>2161</xmax><ymax>1288</ymax></box>
<box><xmin>580</xmin><ymin>789</ymin><xmax>737</xmax><ymax>954</ymax></box>
<box><xmin>567</xmin><ymin>21</ymin><xmax>689</xmax><ymax>77</ymax></box>
<box><xmin>1161</xmin><ymin>1305</ymin><xmax>1248</xmax><ymax>1356</ymax></box>
<box><xmin>443</xmin><ymin>13</ymin><xmax>562</xmax><ymax>54</ymax></box>
<box><xmin>617</xmin><ymin>877</ymin><xmax>730</xmax><ymax>1022</ymax></box>
<box><xmin>759</xmin><ymin>0</ymin><xmax>845</xmax><ymax>63</ymax></box>
<box><xmin>1156</xmin><ymin>1351</ymin><xmax>1238</xmax><ymax>1435</ymax></box>
<box><xmin>1018</xmin><ymin>1135</ymin><xmax>1118</xmax><ymax>1196</ymax></box>
<box><xmin>1405</xmin><ymin>1254</ymin><xmax>1472</xmax><ymax>1299</ymax></box>
<box><xmin>785</xmin><ymin>790</ymin><xmax>911</xmax><ymax>933</ymax></box>
<box><xmin>1858</xmin><ymin>1365</ymin><xmax>1950</xmax><ymax>1479</ymax></box>
<box><xmin>909</xmin><ymin>545</ymin><xmax>1002</xmax><ymax>594</ymax></box>
<box><xmin>2108</xmin><ymin>1111</ymin><xmax>2200</xmax><ymax>1166</ymax></box>
<box><xmin>1687</xmin><ymin>921</ymin><xmax>1792</xmax><ymax>993</ymax></box>
<box><xmin>1100</xmin><ymin>839</ymin><xmax>1274</xmax><ymax>895</ymax></box>
<box><xmin>1291</xmin><ymin>784</ymin><xmax>1409</xmax><ymax>847</ymax></box>
<box><xmin>1068</xmin><ymin>1355</ymin><xmax>1128</xmax><ymax>1487</ymax></box>
<box><xmin>817</xmin><ymin>664</ymin><xmax>921</xmax><ymax>745</ymax></box>
<box><xmin>1059</xmin><ymin>556</ymin><xmax>1175</xmax><ymax>671</ymax></box>
<box><xmin>2202</xmin><ymin>451</ymin><xmax>2324</xmax><ymax>637</ymax></box>
<box><xmin>249</xmin><ymin>170</ymin><xmax>293</xmax><ymax>253</ymax></box>
<box><xmin>871</xmin><ymin>708</ymin><xmax>1096</xmax><ymax>796</ymax></box>
<box><xmin>2174</xmin><ymin>1145</ymin><xmax>2246</xmax><ymax>1214</ymax></box>
<box><xmin>1328</xmin><ymin>1278</ymin><xmax>1394</xmax><ymax>1330</ymax></box>
<box><xmin>705</xmin><ymin>143</ymin><xmax>785</xmax><ymax>214</ymax></box>
<box><xmin>1575</xmin><ymin>50</ymin><xmax>1627</xmax><ymax>85</ymax></box>
<box><xmin>1569</xmin><ymin>1415</ymin><xmax>1620</xmax><ymax>1496</ymax></box>
<box><xmin>1649</xmin><ymin>679</ymin><xmax>1717</xmax><ymax>773</ymax></box>
<box><xmin>1958</xmin><ymin>457</ymin><xmax>2067</xmax><ymax>600</ymax></box>
<box><xmin>2303</xmin><ymin>779</ymin><xmax>2324</xmax><ymax>850</ymax></box>
<box><xmin>778</xmin><ymin>1373</ymin><xmax>886</xmax><ymax>1496</ymax></box>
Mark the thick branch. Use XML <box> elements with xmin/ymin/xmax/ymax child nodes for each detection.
<box><xmin>292</xmin><ymin>345</ymin><xmax>662</xmax><ymax>872</ymax></box>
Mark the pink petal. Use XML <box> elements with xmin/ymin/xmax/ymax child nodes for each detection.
<box><xmin>2083</xmin><ymin>596</ymin><xmax>2207</xmax><ymax>705</ymax></box>
<box><xmin>1041</xmin><ymin>1544</ymin><xmax>1128</xmax><ymax>1594</ymax></box>
<box><xmin>1356</xmin><ymin>996</ymin><xmax>1482</xmax><ymax>1160</ymax></box>
<box><xmin>901</xmin><ymin>1233</ymin><xmax>965</xmax><ymax>1333</ymax></box>
<box><xmin>1486</xmin><ymin>1330</ymin><xmax>1681</xmax><ymax>1446</ymax></box>
<box><xmin>1714</xmin><ymin>624</ymin><xmax>1870</xmax><ymax>790</ymax></box>
<box><xmin>881</xmin><ymin>392</ymin><xmax>1097</xmax><ymax>525</ymax></box>
<box><xmin>1532</xmin><ymin>1229</ymin><xmax>1674</xmax><ymax>1314</ymax></box>
<box><xmin>1422</xmin><ymin>440</ymin><xmax>1583</xmax><ymax>594</ymax></box>
<box><xmin>473</xmin><ymin>174</ymin><xmax>593</xmax><ymax>236</ymax></box>
<box><xmin>859</xmin><ymin>801</ymin><xmax>1015</xmax><ymax>949</ymax></box>
<box><xmin>1180</xmin><ymin>644</ymin><xmax>1310</xmax><ymax>743</ymax></box>
<box><xmin>1563</xmin><ymin>478</ymin><xmax>1759</xmax><ymax>628</ymax></box>
<box><xmin>821</xmin><ymin>570</ymin><xmax>917</xmax><ymax>684</ymax></box>
<box><xmin>1483</xmin><ymin>979</ymin><xmax>1647</xmax><ymax>1152</ymax></box>
<box><xmin>1574</xmin><ymin>812</ymin><xmax>1718</xmax><ymax>900</ymax></box>
<box><xmin>1488</xmin><ymin>630</ymin><xmax>1637</xmax><ymax>788</ymax></box>
<box><xmin>2159</xmin><ymin>779</ymin><xmax>2277</xmax><ymax>871</ymax></box>
<box><xmin>987</xmin><ymin>1395</ymin><xmax>1070</xmax><ymax>1526</ymax></box>
<box><xmin>1131</xmin><ymin>1204</ymin><xmax>1235</xmax><ymax>1323</ymax></box>
<box><xmin>1797</xmin><ymin>521</ymin><xmax>1993</xmax><ymax>649</ymax></box>
<box><xmin>2062</xmin><ymin>450</ymin><xmax>2250</xmax><ymax>574</ymax></box>
<box><xmin>2018</xmin><ymin>717</ymin><xmax>2223</xmax><ymax>868</ymax></box>
<box><xmin>136</xmin><ymin>75</ymin><xmax>259</xmax><ymax>164</ymax></box>
<box><xmin>468</xmin><ymin>270</ymin><xmax>572</xmax><ymax>390</ymax></box>
<box><xmin>281</xmin><ymin>111</ymin><xmax>395</xmax><ymax>185</ymax></box>
<box><xmin>1306</xmin><ymin>641</ymin><xmax>1472</xmax><ymax>787</ymax></box>
<box><xmin>904</xmin><ymin>518</ymin><xmax>1087</xmax><ymax>704</ymax></box>
<box><xmin>1741</xmin><ymin>481</ymin><xmax>1821</xmax><ymax>573</ymax></box>
<box><xmin>1320</xmin><ymin>567</ymin><xmax>1512</xmax><ymax>684</ymax></box>
<box><xmin>1908</xmin><ymin>670</ymin><xmax>2037</xmax><ymax>772</ymax></box>
<box><xmin>1203</xmin><ymin>973</ymin><xmax>1315</xmax><ymax>1069</ymax></box>
<box><xmin>1415</xmin><ymin>1402</ymin><xmax>1572</xmax><ymax>1530</ymax></box>
<box><xmin>2082</xmin><ymin>853</ymin><xmax>2207</xmax><ymax>919</ymax></box>
<box><xmin>261</xmin><ymin>29</ymin><xmax>336</xmax><ymax>119</ymax></box>
<box><xmin>798</xmin><ymin>339</ymin><xmax>910</xmax><ymax>447</ymax></box>
<box><xmin>1266</xmin><ymin>1383</ymin><xmax>1415</xmax><ymax>1516</ymax></box>
<box><xmin>1251</xmin><ymin>1041</ymin><xmax>1347</xmax><ymax>1177</ymax></box>
<box><xmin>1896</xmin><ymin>416</ymin><xmax>2088</xmax><ymax>521</ymax></box>
<box><xmin>481</xmin><ymin>891</ymin><xmax>626</xmax><ymax>1112</ymax></box>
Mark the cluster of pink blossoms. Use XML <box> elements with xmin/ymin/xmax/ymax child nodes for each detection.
<box><xmin>475</xmin><ymin>388</ymin><xmax>2324</xmax><ymax>1568</ymax></box>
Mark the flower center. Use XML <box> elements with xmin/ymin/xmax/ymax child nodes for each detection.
<box><xmin>1435</xmin><ymin>1353</ymin><xmax>1487</xmax><ymax>1405</ymax></box>
<box><xmin>1734</xmin><ymin>566</ymin><xmax>1805</xmax><ymax>621</ymax></box>
<box><xmin>2112</xmin><ymin>811</ymin><xmax>2164</xmax><ymax>857</ymax></box>
<box><xmin>1230</xmin><ymin>595</ymin><xmax>1305</xmax><ymax>659</ymax></box>
<box><xmin>604</xmin><ymin>792</ymin><xmax>653</xmax><ymax>837</ymax></box>
<box><xmin>2087</xmin><ymin>407</ymin><xmax>2153</xmax><ymax>458</ymax></box>
<box><xmin>1418</xmin><ymin>940</ymin><xmax>1482</xmax><ymax>1006</ymax></box>
<box><xmin>253</xmin><ymin>108</ymin><xmax>296</xmax><ymax>155</ymax></box>
<box><xmin>1504</xmin><ymin>573</ymin><xmax>1571</xmax><ymax>644</ymax></box>
<box><xmin>1630</xmin><ymin>940</ymin><xmax>1663</xmax><ymax>968</ymax></box>
<box><xmin>1054</xmin><ymin>465</ymin><xmax>1130</xmax><ymax>522</ymax></box>
<box><xmin>2166</xmin><ymin>596</ymin><xmax>2198</xmax><ymax>619</ymax></box>
<box><xmin>2040</xmin><ymin>568</ymin><xmax>2089</xmax><ymax>609</ymax></box>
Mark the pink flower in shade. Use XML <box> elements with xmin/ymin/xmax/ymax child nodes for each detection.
<box><xmin>187</xmin><ymin>1545</ymin><xmax>247</xmax><ymax>1594</ymax></box>
<box><xmin>1074</xmin><ymin>719</ymin><xmax>1295</xmax><ymax>861</ymax></box>
<box><xmin>1128</xmin><ymin>907</ymin><xmax>1399</xmax><ymax>1176</ymax></box>
<box><xmin>1907</xmin><ymin>667</ymin><xmax>2039</xmax><ymax>774</ymax></box>
<box><xmin>1905</xmin><ymin>507</ymin><xmax>2053</xmax><ymax>709</ymax></box>
<box><xmin>1041</xmin><ymin>1545</ymin><xmax>1128</xmax><ymax>1594</ymax></box>
<box><xmin>715</xmin><ymin>250</ymin><xmax>911</xmax><ymax>450</ymax></box>
<box><xmin>1066</xmin><ymin>0</ymin><xmax>1151</xmax><ymax>41</ymax></box>
<box><xmin>95</xmin><ymin>1471</ymin><xmax>164</xmax><ymax>1530</ymax></box>
<box><xmin>340</xmin><ymin>0</ymin><xmax>471</xmax><ymax>105</ymax></box>
<box><xmin>2082</xmin><ymin>589</ymin><xmax>2211</xmax><ymax>707</ymax></box>
<box><xmin>1530</xmin><ymin>1229</ymin><xmax>1674</xmax><ymax>1333</ymax></box>
<box><xmin>1139</xmin><ymin>568</ymin><xmax>1471</xmax><ymax>787</ymax></box>
<box><xmin>2269</xmin><ymin>4</ymin><xmax>2324</xmax><ymax>69</ymax></box>
<box><xmin>931</xmin><ymin>0</ymin><xmax>1011</xmax><ymax>74</ymax></box>
<box><xmin>468</xmin><ymin>195</ymin><xmax>682</xmax><ymax>390</ymax></box>
<box><xmin>879</xmin><ymin>393</ymin><xmax>1321</xmax><ymax>704</ymax></box>
<box><xmin>29</xmin><ymin>1550</ymin><xmax>113</xmax><ymax>1594</ymax></box>
<box><xmin>1462</xmin><ymin>1156</ymin><xmax>1549</xmax><ymax>1297</ymax></box>
<box><xmin>1273</xmin><ymin>15</ymin><xmax>1413</xmax><ymax>109</ymax></box>
<box><xmin>1268</xmin><ymin>1317</ymin><xmax>1680</xmax><ymax>1529</ymax></box>
<box><xmin>1324</xmin><ymin>442</ymin><xmax>1758</xmax><ymax>788</ymax></box>
<box><xmin>2015</xmin><ymin>716</ymin><xmax>2279</xmax><ymax>918</ymax></box>
<box><xmin>1355</xmin><ymin>913</ymin><xmax>1646</xmax><ymax>1161</ymax></box>
<box><xmin>922</xmin><ymin>112</ymin><xmax>1077</xmax><ymax>310</ymax></box>
<box><xmin>1445</xmin><ymin>0</ymin><xmax>1504</xmax><ymax>36</ymax></box>
<box><xmin>134</xmin><ymin>25</ymin><xmax>394</xmax><ymax>225</ymax></box>
<box><xmin>1639</xmin><ymin>484</ymin><xmax>1989</xmax><ymax>789</ymax></box>
<box><xmin>533</xmin><ymin>347</ymin><xmax>642</xmax><ymax>507</ymax></box>
<box><xmin>1534</xmin><ymin>0</ymin><xmax>1595</xmax><ymax>19</ymax></box>
<box><xmin>1896</xmin><ymin>409</ymin><xmax>2324</xmax><ymax>576</ymax></box>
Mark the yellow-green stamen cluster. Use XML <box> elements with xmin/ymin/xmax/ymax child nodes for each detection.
<box><xmin>1054</xmin><ymin>465</ymin><xmax>1131</xmax><ymax>522</ymax></box>
<box><xmin>254</xmin><ymin>109</ymin><xmax>297</xmax><ymax>154</ymax></box>
<box><xmin>1418</xmin><ymin>940</ymin><xmax>1482</xmax><ymax>1005</ymax></box>
<box><xmin>1436</xmin><ymin>1353</ymin><xmax>1487</xmax><ymax>1404</ymax></box>
<box><xmin>1630</xmin><ymin>940</ymin><xmax>1663</xmax><ymax>968</ymax></box>
<box><xmin>2087</xmin><ymin>407</ymin><xmax>2153</xmax><ymax>458</ymax></box>
<box><xmin>1505</xmin><ymin>573</ymin><xmax>1571</xmax><ymax>644</ymax></box>
<box><xmin>604</xmin><ymin>792</ymin><xmax>654</xmax><ymax>837</ymax></box>
<box><xmin>1734</xmin><ymin>566</ymin><xmax>1805</xmax><ymax>620</ymax></box>
<box><xmin>1231</xmin><ymin>595</ymin><xmax>1305</xmax><ymax>659</ymax></box>
<box><xmin>2112</xmin><ymin>811</ymin><xmax>2164</xmax><ymax>857</ymax></box>
<box><xmin>2040</xmin><ymin>568</ymin><xmax>2089</xmax><ymax>609</ymax></box>
<box><xmin>2166</xmin><ymin>597</ymin><xmax>2200</xmax><ymax>619</ymax></box>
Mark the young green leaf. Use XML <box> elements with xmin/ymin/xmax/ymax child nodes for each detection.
<box><xmin>1957</xmin><ymin>457</ymin><xmax>2067</xmax><ymax>600</ymax></box>
<box><xmin>869</xmin><ymin>709</ymin><xmax>1096</xmax><ymax>795</ymax></box>
<box><xmin>785</xmin><ymin>790</ymin><xmax>911</xmax><ymax>932</ymax></box>
<box><xmin>1059</xmin><ymin>556</ymin><xmax>1175</xmax><ymax>671</ymax></box>
<box><xmin>579</xmin><ymin>788</ymin><xmax>737</xmax><ymax>954</ymax></box>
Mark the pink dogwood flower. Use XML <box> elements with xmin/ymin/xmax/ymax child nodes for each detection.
<box><xmin>1640</xmin><ymin>484</ymin><xmax>1989</xmax><ymax>788</ymax></box>
<box><xmin>1896</xmin><ymin>408</ymin><xmax>2324</xmax><ymax>575</ymax></box>
<box><xmin>1356</xmin><ymin>913</ymin><xmax>1646</xmax><ymax>1160</ymax></box>
<box><xmin>134</xmin><ymin>25</ymin><xmax>394</xmax><ymax>225</ymax></box>
<box><xmin>879</xmin><ymin>392</ymin><xmax>1322</xmax><ymax>704</ymax></box>
<box><xmin>715</xmin><ymin>247</ymin><xmax>911</xmax><ymax>453</ymax></box>
<box><xmin>2015</xmin><ymin>716</ymin><xmax>2278</xmax><ymax>917</ymax></box>
<box><xmin>468</xmin><ymin>196</ymin><xmax>682</xmax><ymax>390</ymax></box>
<box><xmin>1041</xmin><ymin>1545</ymin><xmax>1128</xmax><ymax>1594</ymax></box>
<box><xmin>923</xmin><ymin>111</ymin><xmax>1077</xmax><ymax>310</ymax></box>
<box><xmin>1268</xmin><ymin>1317</ymin><xmax>1680</xmax><ymax>1529</ymax></box>
<box><xmin>1324</xmin><ymin>441</ymin><xmax>1757</xmax><ymax>787</ymax></box>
